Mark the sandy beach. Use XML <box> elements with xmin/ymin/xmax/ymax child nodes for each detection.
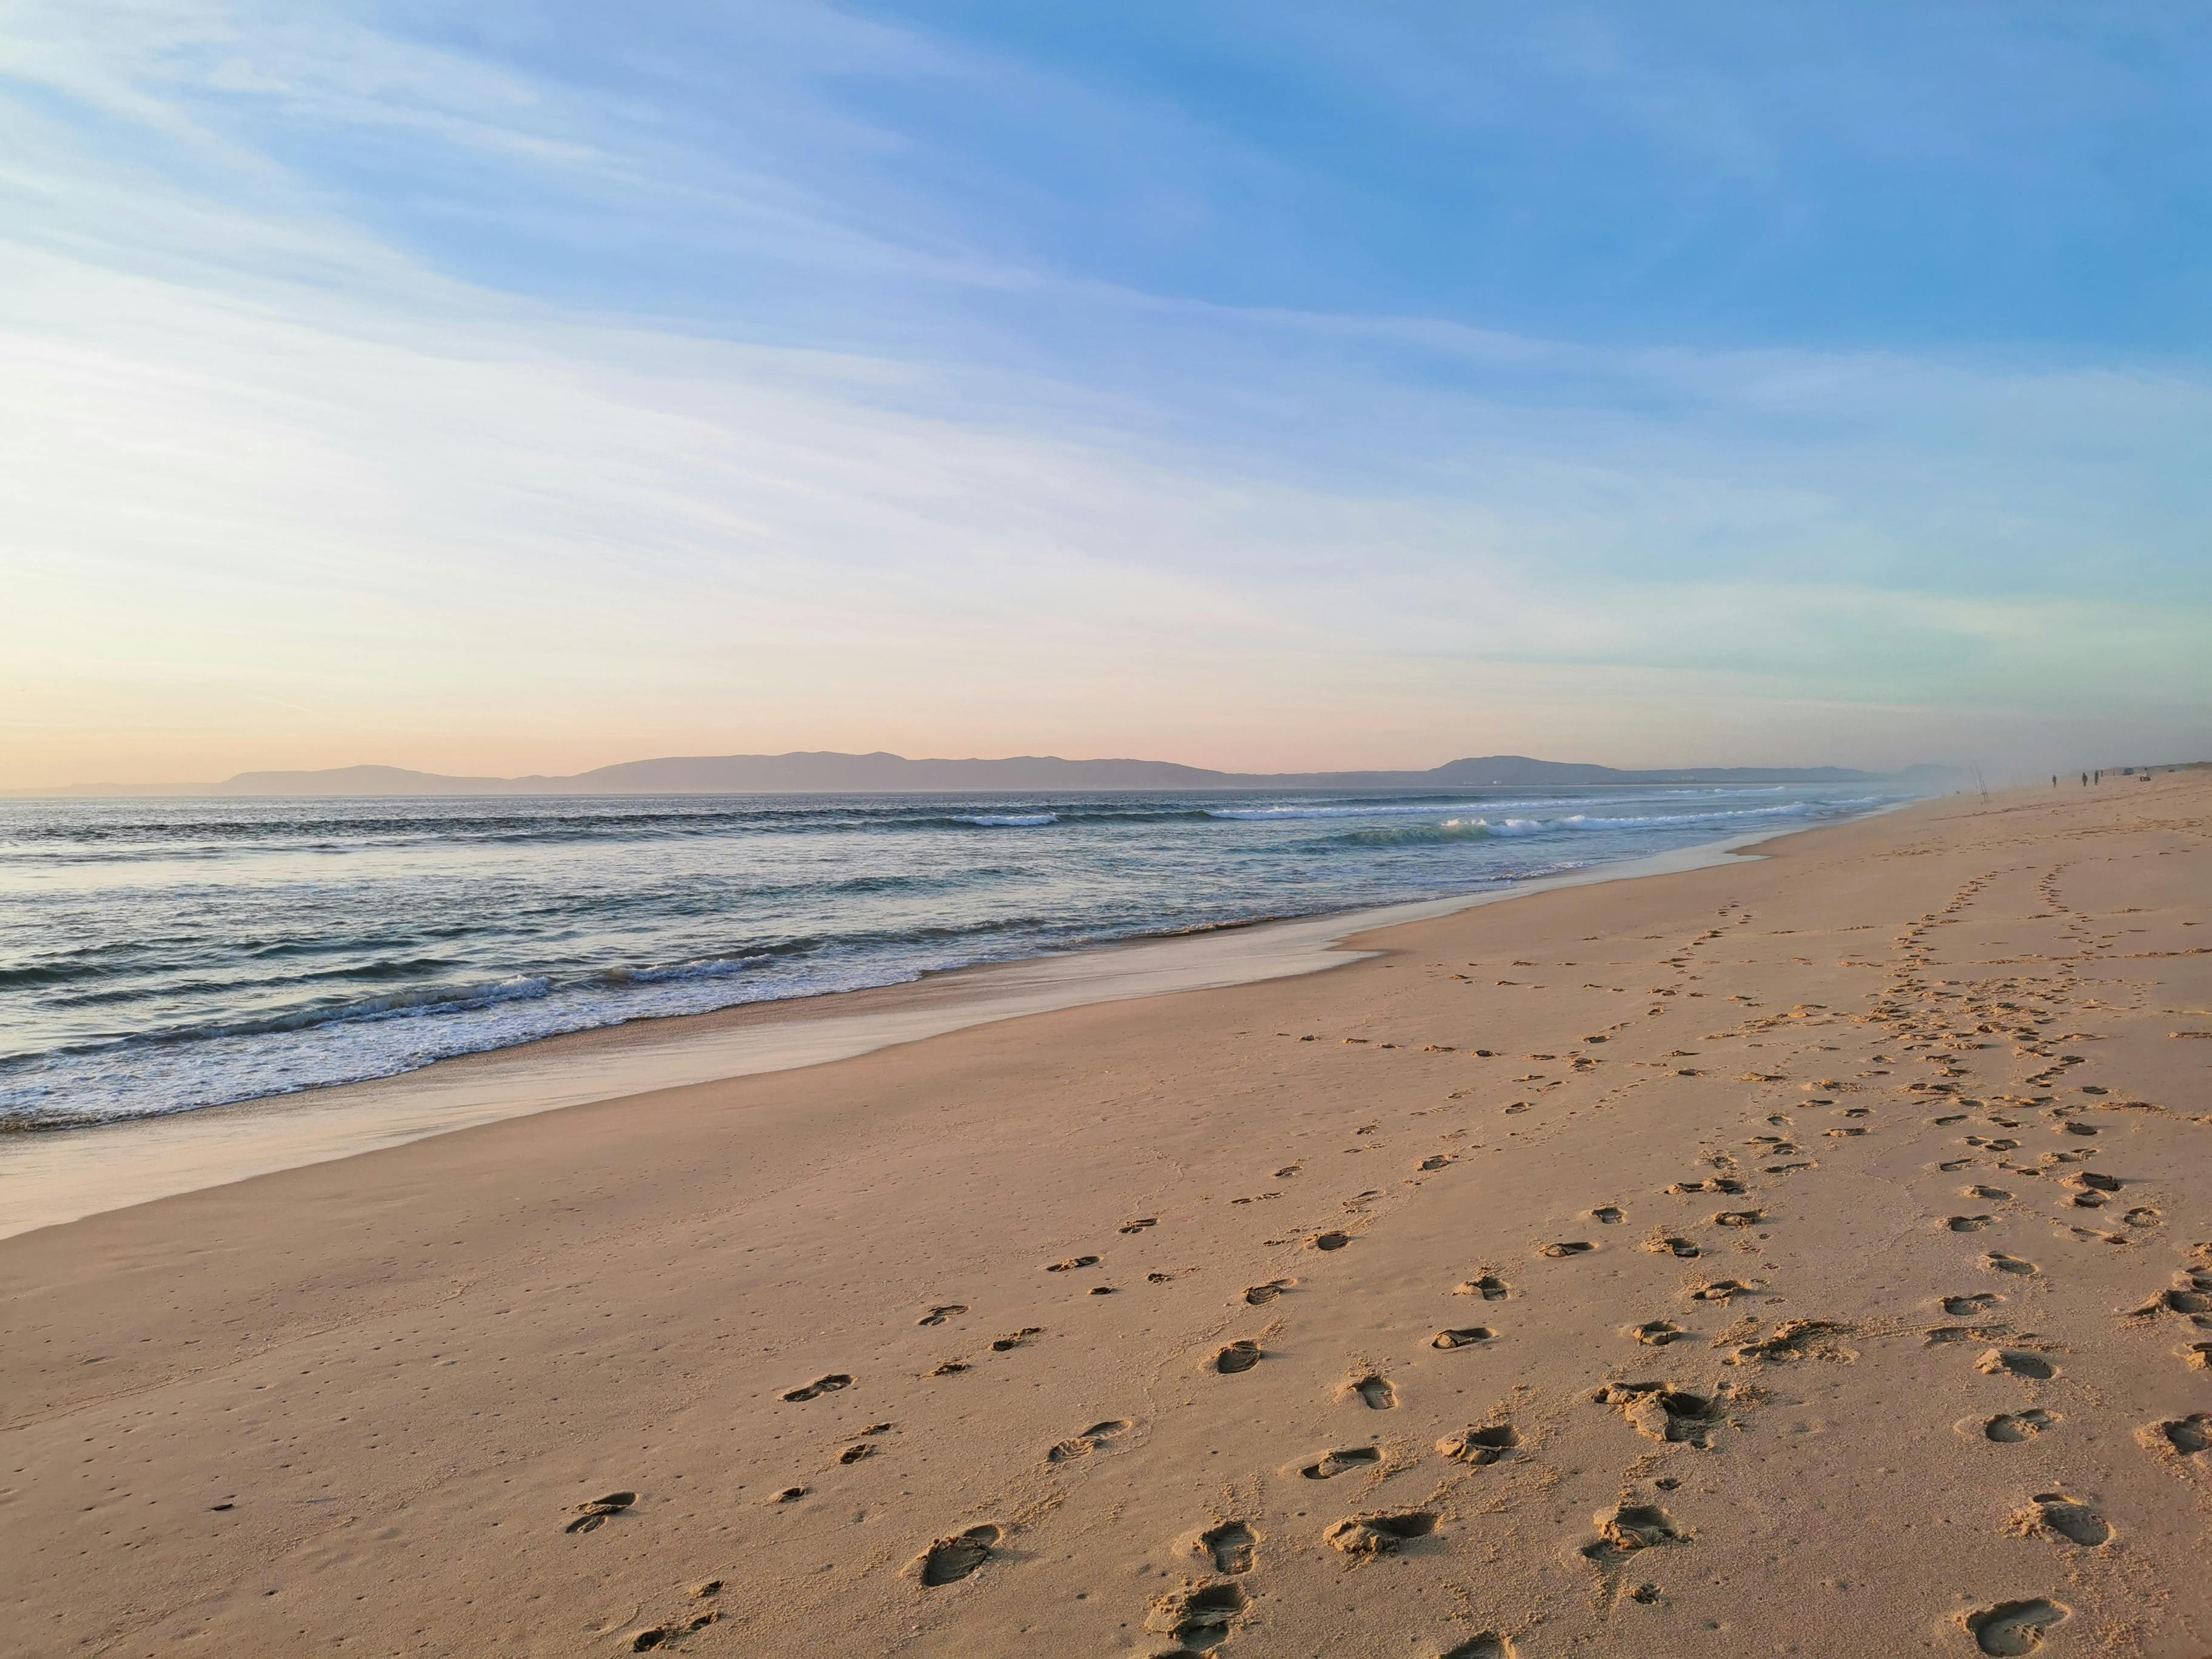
<box><xmin>4</xmin><ymin>775</ymin><xmax>2208</xmax><ymax>1658</ymax></box>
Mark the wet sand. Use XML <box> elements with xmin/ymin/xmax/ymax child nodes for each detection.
<box><xmin>2</xmin><ymin>776</ymin><xmax>2207</xmax><ymax>1657</ymax></box>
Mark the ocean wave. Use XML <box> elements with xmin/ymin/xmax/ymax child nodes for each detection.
<box><xmin>598</xmin><ymin>957</ymin><xmax>765</xmax><ymax>987</ymax></box>
<box><xmin>951</xmin><ymin>813</ymin><xmax>1057</xmax><ymax>828</ymax></box>
<box><xmin>1214</xmin><ymin>799</ymin><xmax>1524</xmax><ymax>822</ymax></box>
<box><xmin>1553</xmin><ymin>802</ymin><xmax>1814</xmax><ymax>830</ymax></box>
<box><xmin>1328</xmin><ymin>800</ymin><xmax>1833</xmax><ymax>847</ymax></box>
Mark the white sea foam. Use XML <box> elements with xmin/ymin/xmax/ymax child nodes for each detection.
<box><xmin>956</xmin><ymin>813</ymin><xmax>1057</xmax><ymax>827</ymax></box>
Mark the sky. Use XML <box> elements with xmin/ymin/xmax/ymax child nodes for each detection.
<box><xmin>4</xmin><ymin>1</ymin><xmax>2208</xmax><ymax>787</ymax></box>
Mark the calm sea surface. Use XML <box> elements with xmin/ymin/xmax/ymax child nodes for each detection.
<box><xmin>0</xmin><ymin>784</ymin><xmax>1905</xmax><ymax>1129</ymax></box>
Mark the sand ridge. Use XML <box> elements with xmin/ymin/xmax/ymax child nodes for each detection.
<box><xmin>1</xmin><ymin>776</ymin><xmax>2207</xmax><ymax>1656</ymax></box>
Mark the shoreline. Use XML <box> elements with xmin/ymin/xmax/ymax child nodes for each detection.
<box><xmin>0</xmin><ymin>809</ymin><xmax>1899</xmax><ymax>1241</ymax></box>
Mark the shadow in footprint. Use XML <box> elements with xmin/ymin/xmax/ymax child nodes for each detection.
<box><xmin>1593</xmin><ymin>1382</ymin><xmax>1718</xmax><ymax>1446</ymax></box>
<box><xmin>781</xmin><ymin>1374</ymin><xmax>853</xmax><ymax>1403</ymax></box>
<box><xmin>1325</xmin><ymin>1510</ymin><xmax>1438</xmax><ymax>1556</ymax></box>
<box><xmin>916</xmin><ymin>1305</ymin><xmax>966</xmax><ymax>1327</ymax></box>
<box><xmin>565</xmin><ymin>1492</ymin><xmax>635</xmax><ymax>1534</ymax></box>
<box><xmin>1147</xmin><ymin>1582</ymin><xmax>1247</xmax><ymax>1652</ymax></box>
<box><xmin>1199</xmin><ymin>1520</ymin><xmax>1257</xmax><ymax>1574</ymax></box>
<box><xmin>1581</xmin><ymin>1500</ymin><xmax>1685</xmax><ymax>1561</ymax></box>
<box><xmin>1456</xmin><ymin>1275</ymin><xmax>1510</xmax><ymax>1300</ymax></box>
<box><xmin>1980</xmin><ymin>1409</ymin><xmax>2055</xmax><ymax>1443</ymax></box>
<box><xmin>1244</xmin><ymin>1279</ymin><xmax>1295</xmax><ymax>1306</ymax></box>
<box><xmin>2010</xmin><ymin>1493</ymin><xmax>2109</xmax><ymax>1547</ymax></box>
<box><xmin>1963</xmin><ymin>1599</ymin><xmax>2069</xmax><ymax>1656</ymax></box>
<box><xmin>1436</xmin><ymin>1424</ymin><xmax>1518</xmax><ymax>1466</ymax></box>
<box><xmin>1301</xmin><ymin>1446</ymin><xmax>1381</xmax><ymax>1480</ymax></box>
<box><xmin>1047</xmin><ymin>1419</ymin><xmax>1132</xmax><ymax>1464</ymax></box>
<box><xmin>1976</xmin><ymin>1348</ymin><xmax>2056</xmax><ymax>1381</ymax></box>
<box><xmin>1214</xmin><ymin>1341</ymin><xmax>1262</xmax><ymax>1375</ymax></box>
<box><xmin>912</xmin><ymin>1523</ymin><xmax>1002</xmax><ymax>1586</ymax></box>
<box><xmin>2142</xmin><ymin>1413</ymin><xmax>2211</xmax><ymax>1458</ymax></box>
<box><xmin>1432</xmin><ymin>1327</ymin><xmax>1495</xmax><ymax>1350</ymax></box>
<box><xmin>1350</xmin><ymin>1374</ymin><xmax>1398</xmax><ymax>1409</ymax></box>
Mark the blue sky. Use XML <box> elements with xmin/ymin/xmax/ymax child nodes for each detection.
<box><xmin>3</xmin><ymin>1</ymin><xmax>2207</xmax><ymax>783</ymax></box>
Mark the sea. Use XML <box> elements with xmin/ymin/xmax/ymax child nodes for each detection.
<box><xmin>0</xmin><ymin>783</ymin><xmax>1906</xmax><ymax>1131</ymax></box>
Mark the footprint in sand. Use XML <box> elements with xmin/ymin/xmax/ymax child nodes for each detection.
<box><xmin>1667</xmin><ymin>1178</ymin><xmax>1746</xmax><ymax>1196</ymax></box>
<box><xmin>1964</xmin><ymin>1185</ymin><xmax>2013</xmax><ymax>1201</ymax></box>
<box><xmin>1439</xmin><ymin>1638</ymin><xmax>1513</xmax><ymax>1659</ymax></box>
<box><xmin>1324</xmin><ymin>1510</ymin><xmax>1438</xmax><ymax>1555</ymax></box>
<box><xmin>2008</xmin><ymin>1493</ymin><xmax>2110</xmax><ymax>1546</ymax></box>
<box><xmin>1047</xmin><ymin>1419</ymin><xmax>1132</xmax><ymax>1463</ymax></box>
<box><xmin>1244</xmin><ymin>1278</ymin><xmax>1296</xmax><ymax>1306</ymax></box>
<box><xmin>1590</xmin><ymin>1204</ymin><xmax>1624</xmax><ymax>1224</ymax></box>
<box><xmin>1942</xmin><ymin>1293</ymin><xmax>2000</xmax><ymax>1316</ymax></box>
<box><xmin>1047</xmin><ymin>1255</ymin><xmax>1101</xmax><ymax>1272</ymax></box>
<box><xmin>2184</xmin><ymin>1341</ymin><xmax>2212</xmax><ymax>1372</ymax></box>
<box><xmin>1631</xmin><ymin>1319</ymin><xmax>1684</xmax><ymax>1346</ymax></box>
<box><xmin>1198</xmin><ymin>1520</ymin><xmax>1258</xmax><ymax>1574</ymax></box>
<box><xmin>1310</xmin><ymin>1231</ymin><xmax>1353</xmax><ymax>1252</ymax></box>
<box><xmin>1581</xmin><ymin>1500</ymin><xmax>1686</xmax><ymax>1560</ymax></box>
<box><xmin>1946</xmin><ymin>1215</ymin><xmax>1995</xmax><ymax>1233</ymax></box>
<box><xmin>1645</xmin><ymin>1236</ymin><xmax>1701</xmax><ymax>1259</ymax></box>
<box><xmin>1713</xmin><ymin>1208</ymin><xmax>1765</xmax><ymax>1228</ymax></box>
<box><xmin>990</xmin><ymin>1328</ymin><xmax>1043</xmax><ymax>1352</ymax></box>
<box><xmin>1432</xmin><ymin>1327</ymin><xmax>1495</xmax><ymax>1350</ymax></box>
<box><xmin>1978</xmin><ymin>1409</ymin><xmax>2056</xmax><ymax>1443</ymax></box>
<box><xmin>564</xmin><ymin>1491</ymin><xmax>635</xmax><ymax>1534</ymax></box>
<box><xmin>781</xmin><ymin>1374</ymin><xmax>853</xmax><ymax>1403</ymax></box>
<box><xmin>1436</xmin><ymin>1424</ymin><xmax>1518</xmax><ymax>1466</ymax></box>
<box><xmin>1145</xmin><ymin>1582</ymin><xmax>1248</xmax><ymax>1647</ymax></box>
<box><xmin>2140</xmin><ymin>1413</ymin><xmax>2211</xmax><ymax>1459</ymax></box>
<box><xmin>1419</xmin><ymin>1154</ymin><xmax>1456</xmax><ymax>1172</ymax></box>
<box><xmin>1276</xmin><ymin>1162</ymin><xmax>1304</xmax><ymax>1178</ymax></box>
<box><xmin>1961</xmin><ymin>1598</ymin><xmax>2069</xmax><ymax>1656</ymax></box>
<box><xmin>1213</xmin><ymin>1341</ymin><xmax>1263</xmax><ymax>1375</ymax></box>
<box><xmin>1976</xmin><ymin>1348</ymin><xmax>2056</xmax><ymax>1380</ymax></box>
<box><xmin>1119</xmin><ymin>1218</ymin><xmax>1157</xmax><ymax>1235</ymax></box>
<box><xmin>628</xmin><ymin>1612</ymin><xmax>720</xmax><ymax>1649</ymax></box>
<box><xmin>1983</xmin><ymin>1253</ymin><xmax>2040</xmax><ymax>1276</ymax></box>
<box><xmin>916</xmin><ymin>1304</ymin><xmax>967</xmax><ymax>1327</ymax></box>
<box><xmin>1592</xmin><ymin>1382</ymin><xmax>1719</xmax><ymax>1446</ymax></box>
<box><xmin>1301</xmin><ymin>1446</ymin><xmax>1382</xmax><ymax>1480</ymax></box>
<box><xmin>910</xmin><ymin>1523</ymin><xmax>1002</xmax><ymax>1586</ymax></box>
<box><xmin>1540</xmin><ymin>1241</ymin><xmax>1595</xmax><ymax>1258</ymax></box>
<box><xmin>1456</xmin><ymin>1274</ymin><xmax>1510</xmax><ymax>1299</ymax></box>
<box><xmin>1689</xmin><ymin>1278</ymin><xmax>1759</xmax><ymax>1301</ymax></box>
<box><xmin>1349</xmin><ymin>1373</ymin><xmax>1398</xmax><ymax>1409</ymax></box>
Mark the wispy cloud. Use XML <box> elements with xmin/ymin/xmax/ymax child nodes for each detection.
<box><xmin>2</xmin><ymin>0</ymin><xmax>2207</xmax><ymax>785</ymax></box>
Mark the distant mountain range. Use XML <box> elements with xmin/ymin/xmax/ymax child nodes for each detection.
<box><xmin>18</xmin><ymin>751</ymin><xmax>1962</xmax><ymax>797</ymax></box>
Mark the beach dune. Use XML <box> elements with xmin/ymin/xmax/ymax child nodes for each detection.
<box><xmin>3</xmin><ymin>777</ymin><xmax>2208</xmax><ymax>1656</ymax></box>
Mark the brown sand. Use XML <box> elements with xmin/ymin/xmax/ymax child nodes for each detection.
<box><xmin>3</xmin><ymin>777</ymin><xmax>2208</xmax><ymax>1657</ymax></box>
